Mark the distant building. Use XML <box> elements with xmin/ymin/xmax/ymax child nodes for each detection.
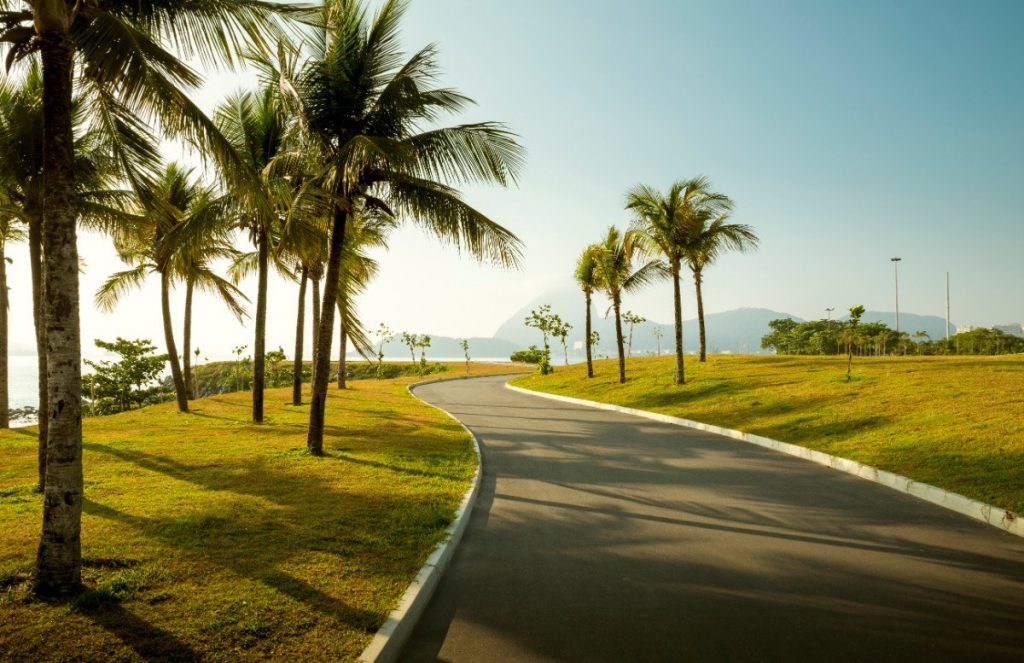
<box><xmin>956</xmin><ymin>325</ymin><xmax>975</xmax><ymax>334</ymax></box>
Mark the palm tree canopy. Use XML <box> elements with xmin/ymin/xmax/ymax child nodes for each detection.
<box><xmin>574</xmin><ymin>244</ymin><xmax>600</xmax><ymax>294</ymax></box>
<box><xmin>268</xmin><ymin>0</ymin><xmax>526</xmax><ymax>267</ymax></box>
<box><xmin>683</xmin><ymin>212</ymin><xmax>759</xmax><ymax>273</ymax></box>
<box><xmin>0</xmin><ymin>63</ymin><xmax>137</xmax><ymax>225</ymax></box>
<box><xmin>97</xmin><ymin>162</ymin><xmax>247</xmax><ymax>319</ymax></box>
<box><xmin>0</xmin><ymin>0</ymin><xmax>313</xmax><ymax>191</ymax></box>
<box><xmin>626</xmin><ymin>176</ymin><xmax>733</xmax><ymax>265</ymax></box>
<box><xmin>593</xmin><ymin>226</ymin><xmax>666</xmax><ymax>300</ymax></box>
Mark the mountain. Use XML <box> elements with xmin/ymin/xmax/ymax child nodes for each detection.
<box><xmin>492</xmin><ymin>288</ymin><xmax>799</xmax><ymax>357</ymax></box>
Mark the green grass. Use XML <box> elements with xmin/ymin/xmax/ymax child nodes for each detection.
<box><xmin>513</xmin><ymin>354</ymin><xmax>1024</xmax><ymax>516</ymax></box>
<box><xmin>0</xmin><ymin>363</ymin><xmax>522</xmax><ymax>662</ymax></box>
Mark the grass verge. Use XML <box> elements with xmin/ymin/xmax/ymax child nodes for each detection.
<box><xmin>512</xmin><ymin>355</ymin><xmax>1024</xmax><ymax>515</ymax></box>
<box><xmin>0</xmin><ymin>363</ymin><xmax>523</xmax><ymax>662</ymax></box>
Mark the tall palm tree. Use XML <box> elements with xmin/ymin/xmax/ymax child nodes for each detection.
<box><xmin>574</xmin><ymin>245</ymin><xmax>600</xmax><ymax>379</ymax></box>
<box><xmin>216</xmin><ymin>83</ymin><xmax>297</xmax><ymax>423</ymax></box>
<box><xmin>593</xmin><ymin>226</ymin><xmax>663</xmax><ymax>384</ymax></box>
<box><xmin>681</xmin><ymin>212</ymin><xmax>758</xmax><ymax>362</ymax></box>
<box><xmin>1</xmin><ymin>0</ymin><xmax>306</xmax><ymax>594</ymax></box>
<box><xmin>626</xmin><ymin>177</ymin><xmax>731</xmax><ymax>384</ymax></box>
<box><xmin>0</xmin><ymin>64</ymin><xmax>139</xmax><ymax>489</ymax></box>
<box><xmin>97</xmin><ymin>163</ymin><xmax>244</xmax><ymax>414</ymax></box>
<box><xmin>273</xmin><ymin>0</ymin><xmax>525</xmax><ymax>455</ymax></box>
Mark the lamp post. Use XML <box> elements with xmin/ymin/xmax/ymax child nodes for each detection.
<box><xmin>891</xmin><ymin>257</ymin><xmax>902</xmax><ymax>335</ymax></box>
<box><xmin>825</xmin><ymin>307</ymin><xmax>834</xmax><ymax>321</ymax></box>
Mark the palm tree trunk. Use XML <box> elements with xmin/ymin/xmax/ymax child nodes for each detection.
<box><xmin>252</xmin><ymin>230</ymin><xmax>269</xmax><ymax>423</ymax></box>
<box><xmin>614</xmin><ymin>295</ymin><xmax>626</xmax><ymax>384</ymax></box>
<box><xmin>183</xmin><ymin>279</ymin><xmax>194</xmax><ymax>399</ymax></box>
<box><xmin>694</xmin><ymin>268</ymin><xmax>707</xmax><ymax>363</ymax></box>
<box><xmin>310</xmin><ymin>272</ymin><xmax>321</xmax><ymax>387</ymax></box>
<box><xmin>337</xmin><ymin>300</ymin><xmax>347</xmax><ymax>390</ymax></box>
<box><xmin>35</xmin><ymin>29</ymin><xmax>83</xmax><ymax>596</ymax></box>
<box><xmin>584</xmin><ymin>289</ymin><xmax>594</xmax><ymax>378</ymax></box>
<box><xmin>307</xmin><ymin>209</ymin><xmax>348</xmax><ymax>456</ymax></box>
<box><xmin>0</xmin><ymin>237</ymin><xmax>8</xmax><ymax>429</ymax></box>
<box><xmin>292</xmin><ymin>267</ymin><xmax>307</xmax><ymax>406</ymax></box>
<box><xmin>28</xmin><ymin>215</ymin><xmax>48</xmax><ymax>490</ymax></box>
<box><xmin>161</xmin><ymin>273</ymin><xmax>189</xmax><ymax>414</ymax></box>
<box><xmin>671</xmin><ymin>260</ymin><xmax>685</xmax><ymax>385</ymax></box>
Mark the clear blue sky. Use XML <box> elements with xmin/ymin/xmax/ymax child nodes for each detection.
<box><xmin>8</xmin><ymin>0</ymin><xmax>1021</xmax><ymax>362</ymax></box>
<box><xmin>393</xmin><ymin>0</ymin><xmax>1023</xmax><ymax>329</ymax></box>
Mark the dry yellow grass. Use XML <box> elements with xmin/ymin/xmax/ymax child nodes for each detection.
<box><xmin>514</xmin><ymin>355</ymin><xmax>1024</xmax><ymax>515</ymax></box>
<box><xmin>0</xmin><ymin>363</ymin><xmax>523</xmax><ymax>662</ymax></box>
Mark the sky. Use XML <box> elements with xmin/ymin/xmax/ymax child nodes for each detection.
<box><xmin>6</xmin><ymin>0</ymin><xmax>1024</xmax><ymax>360</ymax></box>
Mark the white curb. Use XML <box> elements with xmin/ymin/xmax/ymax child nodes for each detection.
<box><xmin>505</xmin><ymin>382</ymin><xmax>1022</xmax><ymax>539</ymax></box>
<box><xmin>358</xmin><ymin>374</ymin><xmax>518</xmax><ymax>663</ymax></box>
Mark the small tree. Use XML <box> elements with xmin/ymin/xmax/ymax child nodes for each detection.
<box><xmin>84</xmin><ymin>338</ymin><xmax>171</xmax><ymax>415</ymax></box>
<box><xmin>417</xmin><ymin>335</ymin><xmax>432</xmax><ymax>373</ymax></box>
<box><xmin>525</xmin><ymin>305</ymin><xmax>556</xmax><ymax>375</ymax></box>
<box><xmin>622</xmin><ymin>311</ymin><xmax>647</xmax><ymax>356</ymax></box>
<box><xmin>652</xmin><ymin>327</ymin><xmax>664</xmax><ymax>355</ymax></box>
<box><xmin>233</xmin><ymin>344</ymin><xmax>249</xmax><ymax>393</ymax></box>
<box><xmin>845</xmin><ymin>305</ymin><xmax>865</xmax><ymax>382</ymax></box>
<box><xmin>590</xmin><ymin>331</ymin><xmax>601</xmax><ymax>359</ymax></box>
<box><xmin>266</xmin><ymin>347</ymin><xmax>287</xmax><ymax>388</ymax></box>
<box><xmin>193</xmin><ymin>347</ymin><xmax>202</xmax><ymax>399</ymax></box>
<box><xmin>374</xmin><ymin>324</ymin><xmax>395</xmax><ymax>378</ymax></box>
<box><xmin>401</xmin><ymin>332</ymin><xmax>419</xmax><ymax>363</ymax></box>
<box><xmin>459</xmin><ymin>339</ymin><xmax>471</xmax><ymax>374</ymax></box>
<box><xmin>549</xmin><ymin>315</ymin><xmax>572</xmax><ymax>366</ymax></box>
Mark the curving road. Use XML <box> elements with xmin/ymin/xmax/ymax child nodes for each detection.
<box><xmin>401</xmin><ymin>375</ymin><xmax>1024</xmax><ymax>662</ymax></box>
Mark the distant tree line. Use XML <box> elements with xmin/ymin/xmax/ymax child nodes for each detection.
<box><xmin>762</xmin><ymin>318</ymin><xmax>1024</xmax><ymax>356</ymax></box>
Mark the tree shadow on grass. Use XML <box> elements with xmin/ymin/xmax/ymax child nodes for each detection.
<box><xmin>78</xmin><ymin>601</ymin><xmax>201</xmax><ymax>662</ymax></box>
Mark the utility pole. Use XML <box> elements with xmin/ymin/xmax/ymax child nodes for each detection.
<box><xmin>891</xmin><ymin>257</ymin><xmax>902</xmax><ymax>335</ymax></box>
<box><xmin>945</xmin><ymin>272</ymin><xmax>950</xmax><ymax>341</ymax></box>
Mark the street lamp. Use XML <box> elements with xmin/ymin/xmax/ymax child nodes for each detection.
<box><xmin>825</xmin><ymin>307</ymin><xmax>835</xmax><ymax>321</ymax></box>
<box><xmin>891</xmin><ymin>257</ymin><xmax>902</xmax><ymax>335</ymax></box>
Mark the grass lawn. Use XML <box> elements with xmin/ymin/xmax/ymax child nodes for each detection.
<box><xmin>513</xmin><ymin>354</ymin><xmax>1024</xmax><ymax>516</ymax></box>
<box><xmin>0</xmin><ymin>363</ymin><xmax>522</xmax><ymax>662</ymax></box>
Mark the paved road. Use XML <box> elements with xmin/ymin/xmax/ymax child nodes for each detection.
<box><xmin>401</xmin><ymin>375</ymin><xmax>1024</xmax><ymax>662</ymax></box>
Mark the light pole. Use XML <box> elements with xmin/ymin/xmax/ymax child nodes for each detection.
<box><xmin>891</xmin><ymin>257</ymin><xmax>902</xmax><ymax>336</ymax></box>
<box><xmin>825</xmin><ymin>307</ymin><xmax>835</xmax><ymax>321</ymax></box>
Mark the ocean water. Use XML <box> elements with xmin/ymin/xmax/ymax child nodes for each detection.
<box><xmin>9</xmin><ymin>355</ymin><xmax>38</xmax><ymax>410</ymax></box>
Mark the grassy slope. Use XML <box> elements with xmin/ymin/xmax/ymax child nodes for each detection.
<box><xmin>0</xmin><ymin>363</ymin><xmax>521</xmax><ymax>662</ymax></box>
<box><xmin>513</xmin><ymin>355</ymin><xmax>1024</xmax><ymax>515</ymax></box>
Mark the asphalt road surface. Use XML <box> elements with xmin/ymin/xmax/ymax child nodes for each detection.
<box><xmin>401</xmin><ymin>375</ymin><xmax>1024</xmax><ymax>662</ymax></box>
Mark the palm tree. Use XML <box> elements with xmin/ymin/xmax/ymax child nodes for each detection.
<box><xmin>681</xmin><ymin>212</ymin><xmax>758</xmax><ymax>362</ymax></box>
<box><xmin>592</xmin><ymin>227</ymin><xmax>663</xmax><ymax>384</ymax></box>
<box><xmin>1</xmin><ymin>0</ymin><xmax>305</xmax><ymax>594</ymax></box>
<box><xmin>626</xmin><ymin>178</ymin><xmax>731</xmax><ymax>384</ymax></box>
<box><xmin>274</xmin><ymin>0</ymin><xmax>525</xmax><ymax>455</ymax></box>
<box><xmin>216</xmin><ymin>83</ymin><xmax>297</xmax><ymax>423</ymax></box>
<box><xmin>0</xmin><ymin>64</ymin><xmax>138</xmax><ymax>489</ymax></box>
<box><xmin>97</xmin><ymin>163</ymin><xmax>244</xmax><ymax>414</ymax></box>
<box><xmin>574</xmin><ymin>245</ymin><xmax>600</xmax><ymax>378</ymax></box>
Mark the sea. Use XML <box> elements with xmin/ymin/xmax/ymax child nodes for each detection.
<box><xmin>9</xmin><ymin>355</ymin><xmax>39</xmax><ymax>427</ymax></box>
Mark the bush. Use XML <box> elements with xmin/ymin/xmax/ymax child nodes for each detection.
<box><xmin>511</xmin><ymin>346</ymin><xmax>545</xmax><ymax>364</ymax></box>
